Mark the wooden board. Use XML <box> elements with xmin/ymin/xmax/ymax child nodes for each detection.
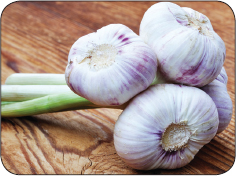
<box><xmin>1</xmin><ymin>1</ymin><xmax>235</xmax><ymax>174</ymax></box>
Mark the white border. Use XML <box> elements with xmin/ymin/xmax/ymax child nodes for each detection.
<box><xmin>0</xmin><ymin>1</ymin><xmax>235</xmax><ymax>176</ymax></box>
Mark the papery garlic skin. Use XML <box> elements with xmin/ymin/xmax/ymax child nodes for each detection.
<box><xmin>201</xmin><ymin>67</ymin><xmax>232</xmax><ymax>133</ymax></box>
<box><xmin>65</xmin><ymin>24</ymin><xmax>157</xmax><ymax>106</ymax></box>
<box><xmin>140</xmin><ymin>2</ymin><xmax>225</xmax><ymax>87</ymax></box>
<box><xmin>114</xmin><ymin>84</ymin><xmax>219</xmax><ymax>170</ymax></box>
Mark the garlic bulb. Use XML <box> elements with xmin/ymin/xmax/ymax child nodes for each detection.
<box><xmin>201</xmin><ymin>67</ymin><xmax>232</xmax><ymax>133</ymax></box>
<box><xmin>140</xmin><ymin>2</ymin><xmax>225</xmax><ymax>87</ymax></box>
<box><xmin>65</xmin><ymin>24</ymin><xmax>157</xmax><ymax>106</ymax></box>
<box><xmin>215</xmin><ymin>66</ymin><xmax>228</xmax><ymax>85</ymax></box>
<box><xmin>114</xmin><ymin>84</ymin><xmax>219</xmax><ymax>170</ymax></box>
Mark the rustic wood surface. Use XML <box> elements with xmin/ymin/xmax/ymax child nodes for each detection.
<box><xmin>1</xmin><ymin>1</ymin><xmax>235</xmax><ymax>174</ymax></box>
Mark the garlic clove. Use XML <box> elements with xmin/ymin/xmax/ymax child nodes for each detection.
<box><xmin>140</xmin><ymin>2</ymin><xmax>225</xmax><ymax>87</ymax></box>
<box><xmin>201</xmin><ymin>67</ymin><xmax>233</xmax><ymax>133</ymax></box>
<box><xmin>65</xmin><ymin>24</ymin><xmax>157</xmax><ymax>106</ymax></box>
<box><xmin>114</xmin><ymin>84</ymin><xmax>219</xmax><ymax>170</ymax></box>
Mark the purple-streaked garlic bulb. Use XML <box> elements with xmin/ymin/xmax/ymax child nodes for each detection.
<box><xmin>114</xmin><ymin>84</ymin><xmax>219</xmax><ymax>170</ymax></box>
<box><xmin>65</xmin><ymin>24</ymin><xmax>157</xmax><ymax>106</ymax></box>
<box><xmin>201</xmin><ymin>67</ymin><xmax>233</xmax><ymax>133</ymax></box>
<box><xmin>215</xmin><ymin>66</ymin><xmax>228</xmax><ymax>85</ymax></box>
<box><xmin>139</xmin><ymin>2</ymin><xmax>225</xmax><ymax>87</ymax></box>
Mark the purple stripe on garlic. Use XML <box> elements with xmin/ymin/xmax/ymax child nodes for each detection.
<box><xmin>201</xmin><ymin>67</ymin><xmax>232</xmax><ymax>133</ymax></box>
<box><xmin>139</xmin><ymin>2</ymin><xmax>225</xmax><ymax>87</ymax></box>
<box><xmin>114</xmin><ymin>84</ymin><xmax>219</xmax><ymax>170</ymax></box>
<box><xmin>65</xmin><ymin>24</ymin><xmax>157</xmax><ymax>106</ymax></box>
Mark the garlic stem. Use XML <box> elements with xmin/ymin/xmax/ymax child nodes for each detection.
<box><xmin>1</xmin><ymin>101</ymin><xmax>18</xmax><ymax>105</ymax></box>
<box><xmin>4</xmin><ymin>71</ymin><xmax>165</xmax><ymax>87</ymax></box>
<box><xmin>1</xmin><ymin>91</ymin><xmax>94</xmax><ymax>118</ymax></box>
<box><xmin>1</xmin><ymin>91</ymin><xmax>127</xmax><ymax>118</ymax></box>
<box><xmin>1</xmin><ymin>70</ymin><xmax>162</xmax><ymax>117</ymax></box>
<box><xmin>1</xmin><ymin>85</ymin><xmax>71</xmax><ymax>101</ymax></box>
<box><xmin>1</xmin><ymin>69</ymin><xmax>166</xmax><ymax>117</ymax></box>
<box><xmin>5</xmin><ymin>73</ymin><xmax>66</xmax><ymax>85</ymax></box>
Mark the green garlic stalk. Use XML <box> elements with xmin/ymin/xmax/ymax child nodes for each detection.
<box><xmin>5</xmin><ymin>73</ymin><xmax>66</xmax><ymax>85</ymax></box>
<box><xmin>1</xmin><ymin>91</ymin><xmax>127</xmax><ymax>118</ymax></box>
<box><xmin>1</xmin><ymin>85</ymin><xmax>70</xmax><ymax>101</ymax></box>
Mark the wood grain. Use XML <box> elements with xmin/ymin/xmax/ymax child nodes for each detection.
<box><xmin>1</xmin><ymin>1</ymin><xmax>235</xmax><ymax>174</ymax></box>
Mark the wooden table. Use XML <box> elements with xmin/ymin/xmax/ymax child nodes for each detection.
<box><xmin>1</xmin><ymin>1</ymin><xmax>235</xmax><ymax>174</ymax></box>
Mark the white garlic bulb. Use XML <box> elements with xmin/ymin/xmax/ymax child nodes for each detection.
<box><xmin>201</xmin><ymin>67</ymin><xmax>233</xmax><ymax>133</ymax></box>
<box><xmin>140</xmin><ymin>2</ymin><xmax>225</xmax><ymax>87</ymax></box>
<box><xmin>65</xmin><ymin>24</ymin><xmax>157</xmax><ymax>106</ymax></box>
<box><xmin>114</xmin><ymin>84</ymin><xmax>219</xmax><ymax>170</ymax></box>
